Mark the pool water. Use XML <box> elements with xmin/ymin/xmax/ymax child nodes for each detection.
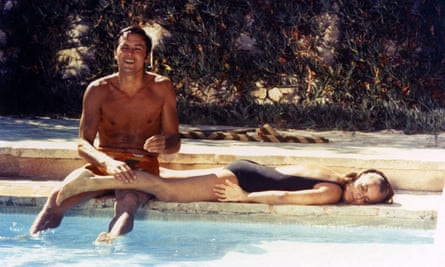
<box><xmin>0</xmin><ymin>213</ymin><xmax>435</xmax><ymax>267</ymax></box>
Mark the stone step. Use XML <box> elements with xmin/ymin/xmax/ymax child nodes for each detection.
<box><xmin>1</xmin><ymin>142</ymin><xmax>444</xmax><ymax>191</ymax></box>
<box><xmin>0</xmin><ymin>177</ymin><xmax>440</xmax><ymax>229</ymax></box>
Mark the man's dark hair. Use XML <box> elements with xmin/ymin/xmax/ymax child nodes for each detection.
<box><xmin>115</xmin><ymin>25</ymin><xmax>153</xmax><ymax>56</ymax></box>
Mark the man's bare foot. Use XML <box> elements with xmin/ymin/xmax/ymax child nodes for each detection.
<box><xmin>29</xmin><ymin>192</ymin><xmax>63</xmax><ymax>235</ymax></box>
<box><xmin>95</xmin><ymin>232</ymin><xmax>117</xmax><ymax>244</ymax></box>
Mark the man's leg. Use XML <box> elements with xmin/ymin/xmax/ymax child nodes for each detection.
<box><xmin>29</xmin><ymin>168</ymin><xmax>107</xmax><ymax>235</ymax></box>
<box><xmin>96</xmin><ymin>189</ymin><xmax>149</xmax><ymax>243</ymax></box>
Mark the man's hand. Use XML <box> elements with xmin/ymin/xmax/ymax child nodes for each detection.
<box><xmin>103</xmin><ymin>158</ymin><xmax>136</xmax><ymax>183</ymax></box>
<box><xmin>143</xmin><ymin>135</ymin><xmax>166</xmax><ymax>154</ymax></box>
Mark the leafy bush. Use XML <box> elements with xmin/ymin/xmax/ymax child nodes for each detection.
<box><xmin>0</xmin><ymin>0</ymin><xmax>444</xmax><ymax>132</ymax></box>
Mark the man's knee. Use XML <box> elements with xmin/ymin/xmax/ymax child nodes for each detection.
<box><xmin>115</xmin><ymin>190</ymin><xmax>147</xmax><ymax>206</ymax></box>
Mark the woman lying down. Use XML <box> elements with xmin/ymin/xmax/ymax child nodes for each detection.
<box><xmin>56</xmin><ymin>159</ymin><xmax>394</xmax><ymax>206</ymax></box>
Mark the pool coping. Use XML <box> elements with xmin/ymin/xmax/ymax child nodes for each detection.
<box><xmin>0</xmin><ymin>180</ymin><xmax>440</xmax><ymax>229</ymax></box>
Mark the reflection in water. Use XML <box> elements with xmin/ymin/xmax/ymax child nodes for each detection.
<box><xmin>0</xmin><ymin>213</ymin><xmax>435</xmax><ymax>267</ymax></box>
<box><xmin>434</xmin><ymin>187</ymin><xmax>445</xmax><ymax>267</ymax></box>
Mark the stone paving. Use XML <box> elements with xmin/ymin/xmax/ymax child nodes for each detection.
<box><xmin>1</xmin><ymin>115</ymin><xmax>445</xmax><ymax>147</ymax></box>
<box><xmin>0</xmin><ymin>116</ymin><xmax>79</xmax><ymax>142</ymax></box>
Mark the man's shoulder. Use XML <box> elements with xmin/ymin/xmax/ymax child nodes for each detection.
<box><xmin>88</xmin><ymin>73</ymin><xmax>117</xmax><ymax>90</ymax></box>
<box><xmin>145</xmin><ymin>72</ymin><xmax>171</xmax><ymax>84</ymax></box>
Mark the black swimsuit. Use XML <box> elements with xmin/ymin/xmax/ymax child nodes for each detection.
<box><xmin>224</xmin><ymin>159</ymin><xmax>341</xmax><ymax>192</ymax></box>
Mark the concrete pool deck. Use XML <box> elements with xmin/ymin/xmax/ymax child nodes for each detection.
<box><xmin>0</xmin><ymin>115</ymin><xmax>444</xmax><ymax>229</ymax></box>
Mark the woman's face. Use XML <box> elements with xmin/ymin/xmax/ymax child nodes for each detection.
<box><xmin>343</xmin><ymin>172</ymin><xmax>387</xmax><ymax>204</ymax></box>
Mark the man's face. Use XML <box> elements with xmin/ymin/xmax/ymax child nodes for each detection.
<box><xmin>115</xmin><ymin>33</ymin><xmax>149</xmax><ymax>73</ymax></box>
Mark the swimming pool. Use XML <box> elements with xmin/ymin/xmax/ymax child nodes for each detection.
<box><xmin>1</xmin><ymin>213</ymin><xmax>435</xmax><ymax>267</ymax></box>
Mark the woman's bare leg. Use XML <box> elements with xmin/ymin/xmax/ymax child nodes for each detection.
<box><xmin>159</xmin><ymin>169</ymin><xmax>238</xmax><ymax>202</ymax></box>
<box><xmin>56</xmin><ymin>169</ymin><xmax>238</xmax><ymax>205</ymax></box>
<box><xmin>159</xmin><ymin>167</ymin><xmax>223</xmax><ymax>178</ymax></box>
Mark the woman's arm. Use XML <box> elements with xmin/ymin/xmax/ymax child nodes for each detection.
<box><xmin>214</xmin><ymin>180</ymin><xmax>343</xmax><ymax>205</ymax></box>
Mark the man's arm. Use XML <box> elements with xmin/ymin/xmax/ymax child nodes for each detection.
<box><xmin>161</xmin><ymin>78</ymin><xmax>180</xmax><ymax>154</ymax></box>
<box><xmin>77</xmin><ymin>82</ymin><xmax>109</xmax><ymax>165</ymax></box>
<box><xmin>144</xmin><ymin>77</ymin><xmax>180</xmax><ymax>154</ymax></box>
<box><xmin>77</xmin><ymin>83</ymin><xmax>108</xmax><ymax>166</ymax></box>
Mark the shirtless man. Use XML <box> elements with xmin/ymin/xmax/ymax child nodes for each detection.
<box><xmin>29</xmin><ymin>25</ymin><xmax>180</xmax><ymax>242</ymax></box>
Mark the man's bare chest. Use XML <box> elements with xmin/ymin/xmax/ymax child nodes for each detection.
<box><xmin>103</xmin><ymin>89</ymin><xmax>162</xmax><ymax>113</ymax></box>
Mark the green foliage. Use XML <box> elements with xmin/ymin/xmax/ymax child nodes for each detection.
<box><xmin>0</xmin><ymin>0</ymin><xmax>444</xmax><ymax>133</ymax></box>
<box><xmin>0</xmin><ymin>0</ymin><xmax>98</xmax><ymax>115</ymax></box>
